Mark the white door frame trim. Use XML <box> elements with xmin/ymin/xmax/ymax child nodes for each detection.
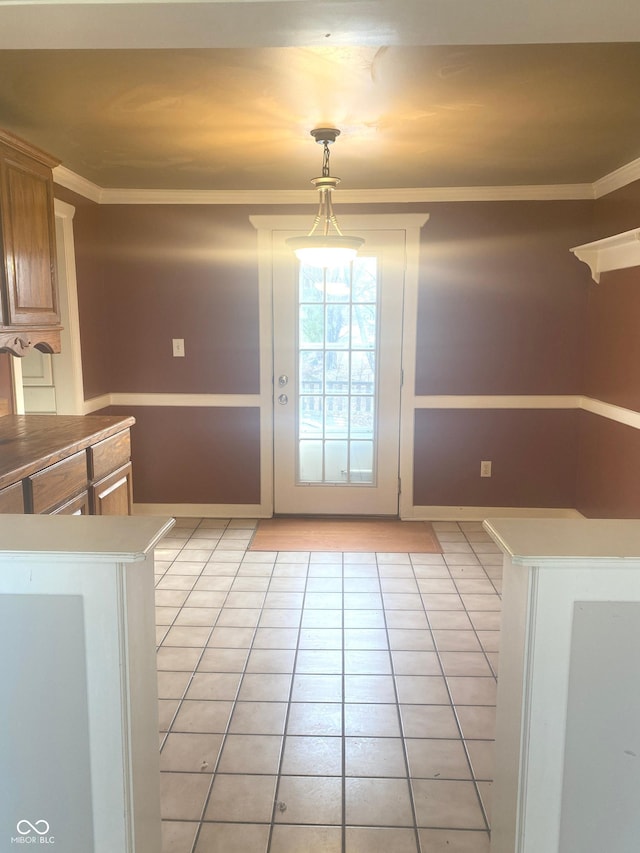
<box><xmin>397</xmin><ymin>214</ymin><xmax>430</xmax><ymax>519</ymax></box>
<box><xmin>250</xmin><ymin>212</ymin><xmax>429</xmax><ymax>519</ymax></box>
<box><xmin>53</xmin><ymin>198</ymin><xmax>86</xmax><ymax>415</ymax></box>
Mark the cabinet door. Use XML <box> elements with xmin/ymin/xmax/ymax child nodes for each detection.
<box><xmin>0</xmin><ymin>151</ymin><xmax>59</xmax><ymax>327</ymax></box>
<box><xmin>51</xmin><ymin>490</ymin><xmax>90</xmax><ymax>516</ymax></box>
<box><xmin>91</xmin><ymin>463</ymin><xmax>133</xmax><ymax>516</ymax></box>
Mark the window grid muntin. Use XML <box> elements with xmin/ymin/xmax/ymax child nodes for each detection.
<box><xmin>297</xmin><ymin>259</ymin><xmax>379</xmax><ymax>485</ymax></box>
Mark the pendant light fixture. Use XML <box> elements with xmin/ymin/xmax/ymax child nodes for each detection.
<box><xmin>286</xmin><ymin>128</ymin><xmax>365</xmax><ymax>268</ymax></box>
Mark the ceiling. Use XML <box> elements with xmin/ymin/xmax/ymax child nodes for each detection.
<box><xmin>0</xmin><ymin>1</ymin><xmax>639</xmax><ymax>193</ymax></box>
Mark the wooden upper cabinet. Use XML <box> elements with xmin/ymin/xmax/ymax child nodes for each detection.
<box><xmin>0</xmin><ymin>128</ymin><xmax>62</xmax><ymax>357</ymax></box>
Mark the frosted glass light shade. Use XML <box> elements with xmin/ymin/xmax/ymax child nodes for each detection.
<box><xmin>286</xmin><ymin>235</ymin><xmax>365</xmax><ymax>268</ymax></box>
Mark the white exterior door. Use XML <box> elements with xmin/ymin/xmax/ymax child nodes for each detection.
<box><xmin>272</xmin><ymin>229</ymin><xmax>405</xmax><ymax>515</ymax></box>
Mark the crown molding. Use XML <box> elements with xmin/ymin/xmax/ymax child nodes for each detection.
<box><xmin>53</xmin><ymin>181</ymin><xmax>595</xmax><ymax>205</ymax></box>
<box><xmin>571</xmin><ymin>227</ymin><xmax>640</xmax><ymax>283</ymax></box>
<box><xmin>53</xmin><ymin>165</ymin><xmax>103</xmax><ymax>203</ymax></box>
<box><xmin>593</xmin><ymin>155</ymin><xmax>640</xmax><ymax>199</ymax></box>
<box><xmin>99</xmin><ymin>188</ymin><xmax>315</xmax><ymax>205</ymax></box>
<box><xmin>380</xmin><ymin>184</ymin><xmax>593</xmax><ymax>202</ymax></box>
<box><xmin>103</xmin><ymin>184</ymin><xmax>595</xmax><ymax>204</ymax></box>
<box><xmin>51</xmin><ymin>161</ymin><xmax>640</xmax><ymax>206</ymax></box>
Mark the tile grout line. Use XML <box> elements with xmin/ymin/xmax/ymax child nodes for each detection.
<box><xmin>437</xmin><ymin>525</ymin><xmax>497</xmax><ymax>833</ymax></box>
<box><xmin>341</xmin><ymin>554</ymin><xmax>347</xmax><ymax>853</ymax></box>
<box><xmin>378</xmin><ymin>551</ymin><xmax>428</xmax><ymax>853</ymax></box>
<box><xmin>156</xmin><ymin>520</ymin><xmax>227</xmax><ymax>750</ymax></box>
<box><xmin>157</xmin><ymin>519</ymin><xmax>263</xmax><ymax>853</ymax></box>
<box><xmin>191</xmin><ymin>536</ymin><xmax>279</xmax><ymax>853</ymax></box>
<box><xmin>159</xmin><ymin>519</ymin><xmax>239</xmax><ymax>753</ymax></box>
<box><xmin>159</xmin><ymin>519</ymin><xmax>235</xmax><ymax>853</ymax></box>
<box><xmin>265</xmin><ymin>549</ymin><xmax>310</xmax><ymax>853</ymax></box>
<box><xmin>425</xmin><ymin>525</ymin><xmax>491</xmax><ymax>835</ymax></box>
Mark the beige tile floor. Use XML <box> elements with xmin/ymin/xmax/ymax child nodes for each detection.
<box><xmin>155</xmin><ymin>519</ymin><xmax>502</xmax><ymax>853</ymax></box>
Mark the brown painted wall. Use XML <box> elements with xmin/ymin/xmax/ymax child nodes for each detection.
<box><xmin>593</xmin><ymin>178</ymin><xmax>640</xmax><ymax>237</ymax></box>
<box><xmin>414</xmin><ymin>409</ymin><xmax>579</xmax><ymax>508</ymax></box>
<box><xmin>575</xmin><ymin>178</ymin><xmax>640</xmax><ymax>517</ymax></box>
<box><xmin>105</xmin><ymin>405</ymin><xmax>261</xmax><ymax>504</ymax></box>
<box><xmin>576</xmin><ymin>411</ymin><xmax>640</xmax><ymax>518</ymax></box>
<box><xmin>61</xmin><ymin>199</ymin><xmax>262</xmax><ymax>396</ymax></box>
<box><xmin>412</xmin><ymin>199</ymin><xmax>592</xmax><ymax>508</ymax></box>
<box><xmin>415</xmin><ymin>200</ymin><xmax>592</xmax><ymax>395</ymax></box>
<box><xmin>583</xmin><ymin>265</ymin><xmax>640</xmax><ymax>412</ymax></box>
<box><xmin>55</xmin><ymin>195</ymin><xmax>265</xmax><ymax>506</ymax></box>
<box><xmin>59</xmin><ymin>187</ymin><xmax>640</xmax><ymax>514</ymax></box>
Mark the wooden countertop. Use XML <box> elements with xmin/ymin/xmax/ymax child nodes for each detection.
<box><xmin>0</xmin><ymin>414</ymin><xmax>135</xmax><ymax>490</ymax></box>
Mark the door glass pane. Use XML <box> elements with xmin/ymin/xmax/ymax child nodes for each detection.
<box><xmin>325</xmin><ymin>305</ymin><xmax>350</xmax><ymax>348</ymax></box>
<box><xmin>352</xmin><ymin>257</ymin><xmax>377</xmax><ymax>302</ymax></box>
<box><xmin>324</xmin><ymin>440</ymin><xmax>348</xmax><ymax>482</ymax></box>
<box><xmin>299</xmin><ymin>440</ymin><xmax>323</xmax><ymax>482</ymax></box>
<box><xmin>325</xmin><ymin>395</ymin><xmax>349</xmax><ymax>436</ymax></box>
<box><xmin>300</xmin><ymin>350</ymin><xmax>323</xmax><ymax>385</ymax></box>
<box><xmin>299</xmin><ymin>395</ymin><xmax>323</xmax><ymax>437</ymax></box>
<box><xmin>297</xmin><ymin>260</ymin><xmax>379</xmax><ymax>486</ymax></box>
<box><xmin>350</xmin><ymin>396</ymin><xmax>374</xmax><ymax>438</ymax></box>
<box><xmin>325</xmin><ymin>267</ymin><xmax>350</xmax><ymax>302</ymax></box>
<box><xmin>300</xmin><ymin>267</ymin><xmax>324</xmax><ymax>302</ymax></box>
<box><xmin>325</xmin><ymin>352</ymin><xmax>349</xmax><ymax>390</ymax></box>
<box><xmin>352</xmin><ymin>304</ymin><xmax>376</xmax><ymax>348</ymax></box>
<box><xmin>351</xmin><ymin>351</ymin><xmax>375</xmax><ymax>389</ymax></box>
<box><xmin>350</xmin><ymin>441</ymin><xmax>374</xmax><ymax>483</ymax></box>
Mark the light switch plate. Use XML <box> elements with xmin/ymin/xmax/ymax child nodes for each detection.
<box><xmin>172</xmin><ymin>338</ymin><xmax>185</xmax><ymax>357</ymax></box>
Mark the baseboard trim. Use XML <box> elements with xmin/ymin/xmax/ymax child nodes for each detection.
<box><xmin>133</xmin><ymin>503</ymin><xmax>269</xmax><ymax>519</ymax></box>
<box><xmin>404</xmin><ymin>506</ymin><xmax>584</xmax><ymax>521</ymax></box>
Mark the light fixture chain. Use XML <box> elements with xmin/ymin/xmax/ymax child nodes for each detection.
<box><xmin>322</xmin><ymin>141</ymin><xmax>331</xmax><ymax>177</ymax></box>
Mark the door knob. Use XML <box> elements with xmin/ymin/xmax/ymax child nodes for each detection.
<box><xmin>278</xmin><ymin>375</ymin><xmax>289</xmax><ymax>387</ymax></box>
<box><xmin>278</xmin><ymin>394</ymin><xmax>288</xmax><ymax>405</ymax></box>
